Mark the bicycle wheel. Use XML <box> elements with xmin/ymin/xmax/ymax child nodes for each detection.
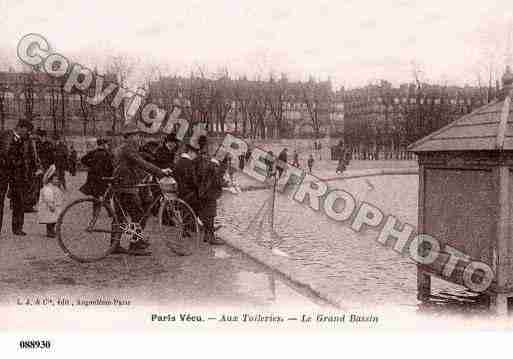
<box><xmin>56</xmin><ymin>198</ymin><xmax>116</xmax><ymax>262</ymax></box>
<box><xmin>157</xmin><ymin>198</ymin><xmax>200</xmax><ymax>256</ymax></box>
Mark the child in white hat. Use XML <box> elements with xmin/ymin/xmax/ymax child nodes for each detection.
<box><xmin>37</xmin><ymin>165</ymin><xmax>64</xmax><ymax>238</ymax></box>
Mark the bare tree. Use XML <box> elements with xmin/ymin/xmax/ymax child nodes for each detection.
<box><xmin>233</xmin><ymin>77</ymin><xmax>250</xmax><ymax>137</ymax></box>
<box><xmin>212</xmin><ymin>70</ymin><xmax>233</xmax><ymax>134</ymax></box>
<box><xmin>300</xmin><ymin>77</ymin><xmax>326</xmax><ymax>139</ymax></box>
<box><xmin>184</xmin><ymin>70</ymin><xmax>215</xmax><ymax>133</ymax></box>
<box><xmin>22</xmin><ymin>71</ymin><xmax>35</xmax><ymax>120</ymax></box>
<box><xmin>48</xmin><ymin>85</ymin><xmax>60</xmax><ymax>135</ymax></box>
<box><xmin>105</xmin><ymin>54</ymin><xmax>139</xmax><ymax>134</ymax></box>
<box><xmin>246</xmin><ymin>80</ymin><xmax>269</xmax><ymax>139</ymax></box>
<box><xmin>265</xmin><ymin>74</ymin><xmax>288</xmax><ymax>139</ymax></box>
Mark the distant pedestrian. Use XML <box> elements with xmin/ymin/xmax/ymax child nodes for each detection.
<box><xmin>224</xmin><ymin>153</ymin><xmax>236</xmax><ymax>183</ymax></box>
<box><xmin>336</xmin><ymin>146</ymin><xmax>347</xmax><ymax>175</ymax></box>
<box><xmin>307</xmin><ymin>154</ymin><xmax>314</xmax><ymax>174</ymax></box>
<box><xmin>223</xmin><ymin>153</ymin><xmax>241</xmax><ymax>194</ymax></box>
<box><xmin>336</xmin><ymin>158</ymin><xmax>346</xmax><ymax>175</ymax></box>
<box><xmin>37</xmin><ymin>165</ymin><xmax>64</xmax><ymax>238</ymax></box>
<box><xmin>238</xmin><ymin>152</ymin><xmax>245</xmax><ymax>171</ymax></box>
<box><xmin>244</xmin><ymin>148</ymin><xmax>252</xmax><ymax>165</ymax></box>
<box><xmin>292</xmin><ymin>150</ymin><xmax>300</xmax><ymax>168</ymax></box>
<box><xmin>264</xmin><ymin>151</ymin><xmax>275</xmax><ymax>178</ymax></box>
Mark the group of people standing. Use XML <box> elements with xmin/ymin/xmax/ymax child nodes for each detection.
<box><xmin>79</xmin><ymin>123</ymin><xmax>227</xmax><ymax>256</ymax></box>
<box><xmin>267</xmin><ymin>148</ymin><xmax>316</xmax><ymax>175</ymax></box>
<box><xmin>0</xmin><ymin>119</ymin><xmax>77</xmax><ymax>237</ymax></box>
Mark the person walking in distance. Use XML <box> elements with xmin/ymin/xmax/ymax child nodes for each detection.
<box><xmin>307</xmin><ymin>154</ymin><xmax>314</xmax><ymax>174</ymax></box>
<box><xmin>0</xmin><ymin>119</ymin><xmax>33</xmax><ymax>236</ymax></box>
<box><xmin>292</xmin><ymin>149</ymin><xmax>300</xmax><ymax>168</ymax></box>
<box><xmin>336</xmin><ymin>145</ymin><xmax>347</xmax><ymax>175</ymax></box>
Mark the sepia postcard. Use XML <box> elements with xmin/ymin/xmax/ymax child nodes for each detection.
<box><xmin>1</xmin><ymin>0</ymin><xmax>513</xmax><ymax>356</ymax></box>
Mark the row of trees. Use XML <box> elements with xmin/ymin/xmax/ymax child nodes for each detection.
<box><xmin>342</xmin><ymin>80</ymin><xmax>496</xmax><ymax>158</ymax></box>
<box><xmin>146</xmin><ymin>71</ymin><xmax>339</xmax><ymax>140</ymax></box>
<box><xmin>1</xmin><ymin>62</ymin><xmax>341</xmax><ymax>141</ymax></box>
<box><xmin>0</xmin><ymin>54</ymin><xmax>139</xmax><ymax>136</ymax></box>
<box><xmin>0</xmin><ymin>53</ymin><xmax>507</xmax><ymax>150</ymax></box>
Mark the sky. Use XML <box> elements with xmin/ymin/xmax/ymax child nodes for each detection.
<box><xmin>1</xmin><ymin>0</ymin><xmax>512</xmax><ymax>89</ymax></box>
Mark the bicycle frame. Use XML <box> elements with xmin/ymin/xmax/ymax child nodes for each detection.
<box><xmin>87</xmin><ymin>181</ymin><xmax>166</xmax><ymax>236</ymax></box>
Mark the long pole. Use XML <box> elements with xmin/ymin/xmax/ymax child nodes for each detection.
<box><xmin>268</xmin><ymin>167</ymin><xmax>278</xmax><ymax>300</ymax></box>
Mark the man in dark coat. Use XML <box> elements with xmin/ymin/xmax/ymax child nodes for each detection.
<box><xmin>37</xmin><ymin>130</ymin><xmax>55</xmax><ymax>171</ymax></box>
<box><xmin>173</xmin><ymin>136</ymin><xmax>201</xmax><ymax>215</ymax></box>
<box><xmin>194</xmin><ymin>135</ymin><xmax>225</xmax><ymax>245</ymax></box>
<box><xmin>154</xmin><ymin>133</ymin><xmax>179</xmax><ymax>170</ymax></box>
<box><xmin>111</xmin><ymin>123</ymin><xmax>170</xmax><ymax>256</ymax></box>
<box><xmin>23</xmin><ymin>129</ymin><xmax>53</xmax><ymax>213</ymax></box>
<box><xmin>80</xmin><ymin>138</ymin><xmax>113</xmax><ymax>199</ymax></box>
<box><xmin>23</xmin><ymin>127</ymin><xmax>43</xmax><ymax>212</ymax></box>
<box><xmin>0</xmin><ymin>119</ymin><xmax>33</xmax><ymax>236</ymax></box>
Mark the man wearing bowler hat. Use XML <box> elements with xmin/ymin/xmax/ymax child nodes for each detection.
<box><xmin>0</xmin><ymin>119</ymin><xmax>33</xmax><ymax>236</ymax></box>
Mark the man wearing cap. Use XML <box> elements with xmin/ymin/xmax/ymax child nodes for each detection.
<box><xmin>111</xmin><ymin>122</ymin><xmax>171</xmax><ymax>256</ymax></box>
<box><xmin>0</xmin><ymin>119</ymin><xmax>33</xmax><ymax>236</ymax></box>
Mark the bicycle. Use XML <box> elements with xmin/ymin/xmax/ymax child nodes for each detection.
<box><xmin>56</xmin><ymin>175</ymin><xmax>200</xmax><ymax>263</ymax></box>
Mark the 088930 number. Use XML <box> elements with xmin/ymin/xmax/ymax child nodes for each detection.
<box><xmin>19</xmin><ymin>340</ymin><xmax>51</xmax><ymax>350</ymax></box>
